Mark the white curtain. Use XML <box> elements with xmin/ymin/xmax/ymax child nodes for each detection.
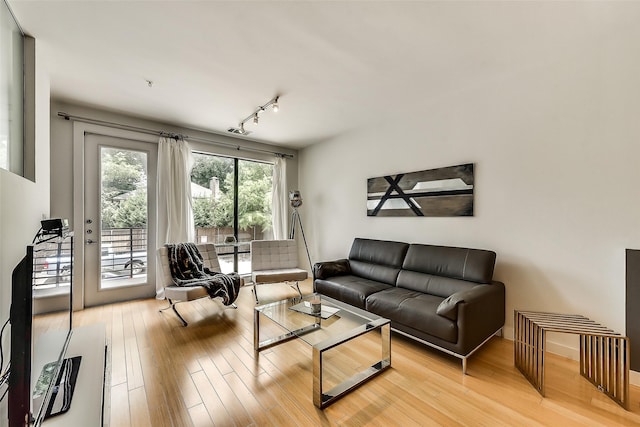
<box><xmin>271</xmin><ymin>156</ymin><xmax>288</xmax><ymax>240</ymax></box>
<box><xmin>156</xmin><ymin>136</ymin><xmax>195</xmax><ymax>298</ymax></box>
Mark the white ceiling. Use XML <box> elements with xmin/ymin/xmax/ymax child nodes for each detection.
<box><xmin>7</xmin><ymin>1</ymin><xmax>632</xmax><ymax>149</ymax></box>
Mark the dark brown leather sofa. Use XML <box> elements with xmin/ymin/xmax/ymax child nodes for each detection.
<box><xmin>313</xmin><ymin>238</ymin><xmax>505</xmax><ymax>373</ymax></box>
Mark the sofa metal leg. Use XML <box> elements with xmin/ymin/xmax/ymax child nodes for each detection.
<box><xmin>159</xmin><ymin>299</ymin><xmax>188</xmax><ymax>327</ymax></box>
<box><xmin>462</xmin><ymin>357</ymin><xmax>468</xmax><ymax>375</ymax></box>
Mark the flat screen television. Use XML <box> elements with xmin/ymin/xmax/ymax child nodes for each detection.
<box><xmin>8</xmin><ymin>234</ymin><xmax>77</xmax><ymax>427</ymax></box>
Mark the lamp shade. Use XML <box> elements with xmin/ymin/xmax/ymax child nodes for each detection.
<box><xmin>289</xmin><ymin>190</ymin><xmax>303</xmax><ymax>208</ymax></box>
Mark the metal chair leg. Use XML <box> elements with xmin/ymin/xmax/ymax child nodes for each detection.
<box><xmin>253</xmin><ymin>283</ymin><xmax>260</xmax><ymax>304</ymax></box>
<box><xmin>289</xmin><ymin>281</ymin><xmax>303</xmax><ymax>299</ymax></box>
<box><xmin>159</xmin><ymin>299</ymin><xmax>188</xmax><ymax>326</ymax></box>
<box><xmin>160</xmin><ymin>297</ymin><xmax>236</xmax><ymax>325</ymax></box>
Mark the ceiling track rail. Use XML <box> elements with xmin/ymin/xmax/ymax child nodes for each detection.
<box><xmin>57</xmin><ymin>112</ymin><xmax>294</xmax><ymax>159</ymax></box>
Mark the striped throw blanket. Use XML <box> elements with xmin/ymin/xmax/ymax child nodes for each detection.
<box><xmin>166</xmin><ymin>243</ymin><xmax>240</xmax><ymax>306</ymax></box>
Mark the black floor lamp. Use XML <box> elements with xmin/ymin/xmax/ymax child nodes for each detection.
<box><xmin>288</xmin><ymin>190</ymin><xmax>312</xmax><ymax>270</ymax></box>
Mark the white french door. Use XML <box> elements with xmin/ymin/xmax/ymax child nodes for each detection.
<box><xmin>83</xmin><ymin>134</ymin><xmax>157</xmax><ymax>306</ymax></box>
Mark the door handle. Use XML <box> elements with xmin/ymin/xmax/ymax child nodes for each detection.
<box><xmin>85</xmin><ymin>239</ymin><xmax>96</xmax><ymax>244</ymax></box>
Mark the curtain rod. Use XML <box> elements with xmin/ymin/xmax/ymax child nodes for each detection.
<box><xmin>57</xmin><ymin>112</ymin><xmax>294</xmax><ymax>159</ymax></box>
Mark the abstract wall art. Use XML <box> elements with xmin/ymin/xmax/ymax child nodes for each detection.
<box><xmin>367</xmin><ymin>163</ymin><xmax>474</xmax><ymax>217</ymax></box>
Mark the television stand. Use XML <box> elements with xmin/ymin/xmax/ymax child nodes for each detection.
<box><xmin>42</xmin><ymin>324</ymin><xmax>106</xmax><ymax>426</ymax></box>
<box><xmin>43</xmin><ymin>355</ymin><xmax>82</xmax><ymax>419</ymax></box>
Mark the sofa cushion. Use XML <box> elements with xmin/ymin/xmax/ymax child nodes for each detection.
<box><xmin>315</xmin><ymin>275</ymin><xmax>393</xmax><ymax>309</ymax></box>
<box><xmin>365</xmin><ymin>288</ymin><xmax>457</xmax><ymax>343</ymax></box>
<box><xmin>396</xmin><ymin>270</ymin><xmax>478</xmax><ymax>298</ymax></box>
<box><xmin>348</xmin><ymin>238</ymin><xmax>409</xmax><ymax>285</ymax></box>
<box><xmin>402</xmin><ymin>244</ymin><xmax>496</xmax><ymax>284</ymax></box>
<box><xmin>314</xmin><ymin>259</ymin><xmax>351</xmax><ymax>280</ymax></box>
<box><xmin>349</xmin><ymin>260</ymin><xmax>402</xmax><ymax>287</ymax></box>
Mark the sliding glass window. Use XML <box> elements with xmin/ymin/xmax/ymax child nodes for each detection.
<box><xmin>191</xmin><ymin>153</ymin><xmax>274</xmax><ymax>275</ymax></box>
<box><xmin>0</xmin><ymin>0</ymin><xmax>24</xmax><ymax>176</ymax></box>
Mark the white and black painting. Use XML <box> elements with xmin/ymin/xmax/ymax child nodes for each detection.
<box><xmin>367</xmin><ymin>163</ymin><xmax>474</xmax><ymax>217</ymax></box>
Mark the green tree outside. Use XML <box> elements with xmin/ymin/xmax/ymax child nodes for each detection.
<box><xmin>193</xmin><ymin>197</ymin><xmax>216</xmax><ymax>228</ymax></box>
<box><xmin>191</xmin><ymin>155</ymin><xmax>272</xmax><ymax>232</ymax></box>
<box><xmin>112</xmin><ymin>190</ymin><xmax>147</xmax><ymax>227</ymax></box>
<box><xmin>99</xmin><ymin>150</ymin><xmax>273</xmax><ymax>232</ymax></box>
<box><xmin>191</xmin><ymin>155</ymin><xmax>233</xmax><ymax>189</ymax></box>
<box><xmin>101</xmin><ymin>149</ymin><xmax>147</xmax><ymax>228</ymax></box>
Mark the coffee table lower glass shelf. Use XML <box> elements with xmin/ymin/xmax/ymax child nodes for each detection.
<box><xmin>254</xmin><ymin>293</ymin><xmax>391</xmax><ymax>408</ymax></box>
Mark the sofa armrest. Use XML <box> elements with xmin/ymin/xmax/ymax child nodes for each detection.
<box><xmin>436</xmin><ymin>285</ymin><xmax>486</xmax><ymax>320</ymax></box>
<box><xmin>437</xmin><ymin>281</ymin><xmax>505</xmax><ymax>321</ymax></box>
<box><xmin>313</xmin><ymin>259</ymin><xmax>351</xmax><ymax>280</ymax></box>
<box><xmin>456</xmin><ymin>281</ymin><xmax>506</xmax><ymax>354</ymax></box>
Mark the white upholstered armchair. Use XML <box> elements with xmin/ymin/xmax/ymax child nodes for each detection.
<box><xmin>250</xmin><ymin>239</ymin><xmax>308</xmax><ymax>304</ymax></box>
<box><xmin>158</xmin><ymin>243</ymin><xmax>238</xmax><ymax>326</ymax></box>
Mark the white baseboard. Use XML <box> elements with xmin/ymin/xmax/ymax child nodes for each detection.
<box><xmin>545</xmin><ymin>339</ymin><xmax>580</xmax><ymax>360</ymax></box>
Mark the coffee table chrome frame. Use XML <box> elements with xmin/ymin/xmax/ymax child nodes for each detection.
<box><xmin>253</xmin><ymin>298</ymin><xmax>391</xmax><ymax>409</ymax></box>
<box><xmin>312</xmin><ymin>319</ymin><xmax>391</xmax><ymax>408</ymax></box>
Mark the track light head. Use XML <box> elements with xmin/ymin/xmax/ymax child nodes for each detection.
<box><xmin>230</xmin><ymin>95</ymin><xmax>280</xmax><ymax>135</ymax></box>
<box><xmin>227</xmin><ymin>124</ymin><xmax>251</xmax><ymax>135</ymax></box>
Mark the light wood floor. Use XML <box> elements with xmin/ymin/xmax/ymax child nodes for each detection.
<box><xmin>59</xmin><ymin>279</ymin><xmax>640</xmax><ymax>426</ymax></box>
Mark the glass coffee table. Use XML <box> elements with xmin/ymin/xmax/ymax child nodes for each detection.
<box><xmin>254</xmin><ymin>293</ymin><xmax>391</xmax><ymax>408</ymax></box>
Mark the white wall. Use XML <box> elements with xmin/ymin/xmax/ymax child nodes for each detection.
<box><xmin>299</xmin><ymin>6</ymin><xmax>640</xmax><ymax>362</ymax></box>
<box><xmin>0</xmin><ymin>39</ymin><xmax>50</xmax><ymax>426</ymax></box>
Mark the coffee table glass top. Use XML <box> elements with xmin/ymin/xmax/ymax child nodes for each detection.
<box><xmin>255</xmin><ymin>293</ymin><xmax>386</xmax><ymax>347</ymax></box>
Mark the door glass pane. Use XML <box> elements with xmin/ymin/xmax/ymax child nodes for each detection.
<box><xmin>100</xmin><ymin>147</ymin><xmax>148</xmax><ymax>289</ymax></box>
<box><xmin>191</xmin><ymin>153</ymin><xmax>273</xmax><ymax>275</ymax></box>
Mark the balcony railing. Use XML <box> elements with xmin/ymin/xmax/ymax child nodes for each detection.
<box><xmin>101</xmin><ymin>227</ymin><xmax>148</xmax><ymax>281</ymax></box>
<box><xmin>34</xmin><ymin>226</ymin><xmax>267</xmax><ymax>292</ymax></box>
<box><xmin>32</xmin><ymin>236</ymin><xmax>73</xmax><ymax>297</ymax></box>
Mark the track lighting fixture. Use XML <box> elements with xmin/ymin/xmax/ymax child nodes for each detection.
<box><xmin>227</xmin><ymin>95</ymin><xmax>280</xmax><ymax>136</ymax></box>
